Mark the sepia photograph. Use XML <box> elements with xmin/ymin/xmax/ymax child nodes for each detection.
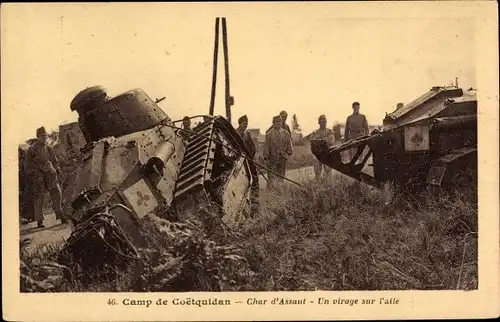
<box><xmin>2</xmin><ymin>2</ymin><xmax>499</xmax><ymax>321</ymax></box>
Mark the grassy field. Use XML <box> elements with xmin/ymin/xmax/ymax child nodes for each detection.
<box><xmin>254</xmin><ymin>142</ymin><xmax>318</xmax><ymax>170</ymax></box>
<box><xmin>20</xmin><ymin>174</ymin><xmax>477</xmax><ymax>292</ymax></box>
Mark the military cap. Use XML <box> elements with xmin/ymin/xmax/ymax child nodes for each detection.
<box><xmin>36</xmin><ymin>126</ymin><xmax>47</xmax><ymax>136</ymax></box>
<box><xmin>273</xmin><ymin>115</ymin><xmax>282</xmax><ymax>123</ymax></box>
<box><xmin>238</xmin><ymin>115</ymin><xmax>248</xmax><ymax>124</ymax></box>
<box><xmin>280</xmin><ymin>110</ymin><xmax>288</xmax><ymax>116</ymax></box>
<box><xmin>182</xmin><ymin>116</ymin><xmax>190</xmax><ymax>121</ymax></box>
<box><xmin>318</xmin><ymin>114</ymin><xmax>326</xmax><ymax>121</ymax></box>
<box><xmin>352</xmin><ymin>101</ymin><xmax>360</xmax><ymax>107</ymax></box>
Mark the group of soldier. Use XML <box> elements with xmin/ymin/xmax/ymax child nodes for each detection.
<box><xmin>25</xmin><ymin>102</ymin><xmax>368</xmax><ymax>227</ymax></box>
<box><xmin>231</xmin><ymin>102</ymin><xmax>370</xmax><ymax>188</ymax></box>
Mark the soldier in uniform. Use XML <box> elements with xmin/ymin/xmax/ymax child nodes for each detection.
<box><xmin>344</xmin><ymin>102</ymin><xmax>370</xmax><ymax>160</ymax></box>
<box><xmin>180</xmin><ymin>116</ymin><xmax>192</xmax><ymax>140</ymax></box>
<box><xmin>333</xmin><ymin>123</ymin><xmax>342</xmax><ymax>145</ymax></box>
<box><xmin>236</xmin><ymin>115</ymin><xmax>259</xmax><ymax>215</ymax></box>
<box><xmin>266</xmin><ymin>110</ymin><xmax>291</xmax><ymax>134</ymax></box>
<box><xmin>344</xmin><ymin>102</ymin><xmax>369</xmax><ymax>142</ymax></box>
<box><xmin>236</xmin><ymin>115</ymin><xmax>256</xmax><ymax>159</ymax></box>
<box><xmin>263</xmin><ymin>115</ymin><xmax>293</xmax><ymax>190</ymax></box>
<box><xmin>24</xmin><ymin>127</ymin><xmax>67</xmax><ymax>228</ymax></box>
<box><xmin>279</xmin><ymin>110</ymin><xmax>292</xmax><ymax>134</ymax></box>
<box><xmin>310</xmin><ymin>115</ymin><xmax>335</xmax><ymax>180</ymax></box>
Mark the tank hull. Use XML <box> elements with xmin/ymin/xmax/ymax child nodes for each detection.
<box><xmin>56</xmin><ymin>87</ymin><xmax>258</xmax><ymax>282</ymax></box>
<box><xmin>311</xmin><ymin>86</ymin><xmax>478</xmax><ymax>192</ymax></box>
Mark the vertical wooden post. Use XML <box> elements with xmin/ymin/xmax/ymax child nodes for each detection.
<box><xmin>222</xmin><ymin>17</ymin><xmax>233</xmax><ymax>124</ymax></box>
<box><xmin>209</xmin><ymin>18</ymin><xmax>220</xmax><ymax>116</ymax></box>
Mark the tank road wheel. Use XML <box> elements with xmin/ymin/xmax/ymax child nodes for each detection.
<box><xmin>448</xmin><ymin>167</ymin><xmax>477</xmax><ymax>195</ymax></box>
<box><xmin>437</xmin><ymin>163</ymin><xmax>477</xmax><ymax>202</ymax></box>
<box><xmin>450</xmin><ymin>171</ymin><xmax>474</xmax><ymax>188</ymax></box>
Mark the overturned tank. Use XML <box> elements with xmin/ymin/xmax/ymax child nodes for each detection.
<box><xmin>57</xmin><ymin>86</ymin><xmax>259</xmax><ymax>281</ymax></box>
<box><xmin>311</xmin><ymin>85</ymin><xmax>477</xmax><ymax>193</ymax></box>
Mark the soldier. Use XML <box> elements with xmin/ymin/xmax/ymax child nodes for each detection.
<box><xmin>236</xmin><ymin>115</ymin><xmax>256</xmax><ymax>159</ymax></box>
<box><xmin>344</xmin><ymin>102</ymin><xmax>369</xmax><ymax>160</ymax></box>
<box><xmin>180</xmin><ymin>116</ymin><xmax>192</xmax><ymax>140</ymax></box>
<box><xmin>236</xmin><ymin>115</ymin><xmax>259</xmax><ymax>215</ymax></box>
<box><xmin>266</xmin><ymin>110</ymin><xmax>291</xmax><ymax>134</ymax></box>
<box><xmin>263</xmin><ymin>115</ymin><xmax>293</xmax><ymax>190</ymax></box>
<box><xmin>333</xmin><ymin>123</ymin><xmax>342</xmax><ymax>145</ymax></box>
<box><xmin>24</xmin><ymin>126</ymin><xmax>67</xmax><ymax>228</ymax></box>
<box><xmin>344</xmin><ymin>102</ymin><xmax>369</xmax><ymax>142</ymax></box>
<box><xmin>311</xmin><ymin>115</ymin><xmax>335</xmax><ymax>180</ymax></box>
<box><xmin>279</xmin><ymin>110</ymin><xmax>292</xmax><ymax>134</ymax></box>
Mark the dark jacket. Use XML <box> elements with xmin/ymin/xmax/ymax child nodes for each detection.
<box><xmin>345</xmin><ymin>113</ymin><xmax>369</xmax><ymax>141</ymax></box>
<box><xmin>237</xmin><ymin>128</ymin><xmax>256</xmax><ymax>159</ymax></box>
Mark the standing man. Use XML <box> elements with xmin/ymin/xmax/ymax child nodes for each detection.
<box><xmin>279</xmin><ymin>110</ymin><xmax>292</xmax><ymax>134</ymax></box>
<box><xmin>333</xmin><ymin>123</ymin><xmax>342</xmax><ymax>145</ymax></box>
<box><xmin>180</xmin><ymin>116</ymin><xmax>192</xmax><ymax>140</ymax></box>
<box><xmin>236</xmin><ymin>115</ymin><xmax>259</xmax><ymax>215</ymax></box>
<box><xmin>236</xmin><ymin>115</ymin><xmax>256</xmax><ymax>159</ymax></box>
<box><xmin>266</xmin><ymin>110</ymin><xmax>291</xmax><ymax>134</ymax></box>
<box><xmin>310</xmin><ymin>115</ymin><xmax>335</xmax><ymax>180</ymax></box>
<box><xmin>263</xmin><ymin>115</ymin><xmax>293</xmax><ymax>190</ymax></box>
<box><xmin>344</xmin><ymin>102</ymin><xmax>369</xmax><ymax>160</ymax></box>
<box><xmin>344</xmin><ymin>102</ymin><xmax>369</xmax><ymax>142</ymax></box>
<box><xmin>24</xmin><ymin>126</ymin><xmax>67</xmax><ymax>228</ymax></box>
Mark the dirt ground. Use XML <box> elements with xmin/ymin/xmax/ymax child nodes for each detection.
<box><xmin>20</xmin><ymin>212</ymin><xmax>72</xmax><ymax>254</ymax></box>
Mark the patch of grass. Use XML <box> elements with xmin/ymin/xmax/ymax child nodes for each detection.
<box><xmin>254</xmin><ymin>142</ymin><xmax>317</xmax><ymax>170</ymax></box>
<box><xmin>238</xmin><ymin>177</ymin><xmax>478</xmax><ymax>291</ymax></box>
<box><xmin>20</xmin><ymin>237</ymin><xmax>76</xmax><ymax>292</ymax></box>
<box><xmin>20</xmin><ymin>175</ymin><xmax>477</xmax><ymax>292</ymax></box>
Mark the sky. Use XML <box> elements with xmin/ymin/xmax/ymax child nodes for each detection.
<box><xmin>2</xmin><ymin>3</ymin><xmax>477</xmax><ymax>143</ymax></box>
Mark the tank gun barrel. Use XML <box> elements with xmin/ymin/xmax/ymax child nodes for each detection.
<box><xmin>146</xmin><ymin>141</ymin><xmax>175</xmax><ymax>177</ymax></box>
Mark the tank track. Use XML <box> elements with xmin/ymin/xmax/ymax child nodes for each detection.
<box><xmin>173</xmin><ymin>120</ymin><xmax>216</xmax><ymax>200</ymax></box>
<box><xmin>172</xmin><ymin>120</ymin><xmax>219</xmax><ymax>218</ymax></box>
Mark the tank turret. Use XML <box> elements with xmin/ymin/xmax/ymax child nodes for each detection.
<box><xmin>71</xmin><ymin>87</ymin><xmax>169</xmax><ymax>143</ymax></box>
